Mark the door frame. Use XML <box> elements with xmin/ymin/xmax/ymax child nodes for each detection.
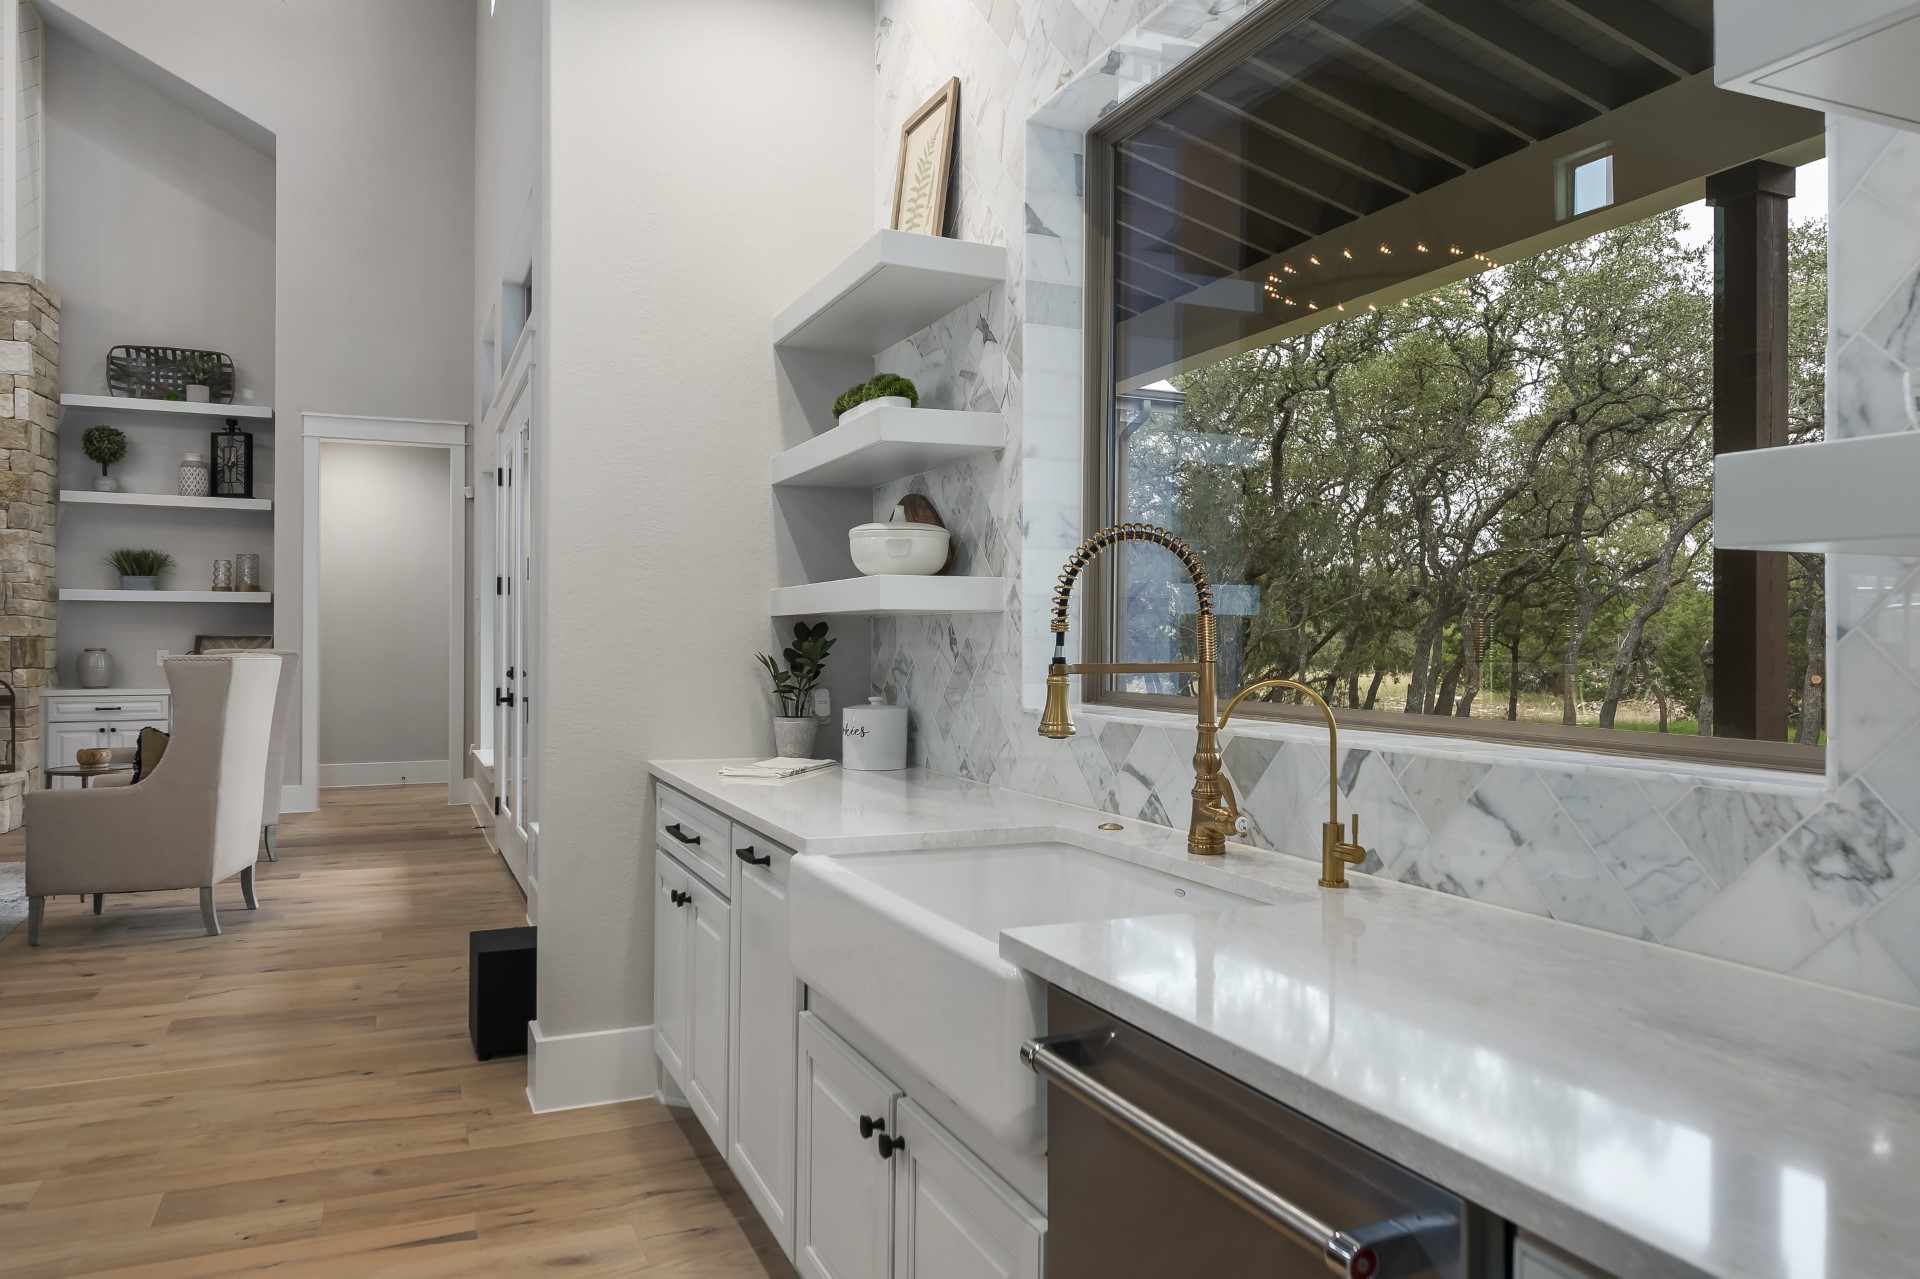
<box><xmin>297</xmin><ymin>412</ymin><xmax>469</xmax><ymax>811</ymax></box>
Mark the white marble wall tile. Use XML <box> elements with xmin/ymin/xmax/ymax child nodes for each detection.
<box><xmin>1831</xmin><ymin>631</ymin><xmax>1920</xmax><ymax>779</ymax></box>
<box><xmin>1830</xmin><ymin>188</ymin><xmax>1920</xmax><ymax>347</ymax></box>
<box><xmin>1794</xmin><ymin>910</ymin><xmax>1920</xmax><ymax>1007</ymax></box>
<box><xmin>1515</xmin><ymin>812</ymin><xmax>1655</xmax><ymax>941</ymax></box>
<box><xmin>1338</xmin><ymin>750</ymin><xmax>1425</xmax><ymax>878</ymax></box>
<box><xmin>1404</xmin><ymin>767</ymin><xmax>1559</xmax><ymax>902</ymax></box>
<box><xmin>1831</xmin><ymin>117</ymin><xmax>1896</xmax><ymax>204</ymax></box>
<box><xmin>1544</xmin><ymin>774</ymin><xmax>1716</xmax><ymax>939</ymax></box>
<box><xmin>1832</xmin><ymin>337</ymin><xmax>1912</xmax><ymax>438</ymax></box>
<box><xmin>1664</xmin><ymin>785</ymin><xmax>1820</xmax><ymax>888</ymax></box>
<box><xmin>1863</xmin><ymin>874</ymin><xmax>1920</xmax><ymax>994</ymax></box>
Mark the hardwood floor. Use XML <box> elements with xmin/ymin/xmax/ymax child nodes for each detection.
<box><xmin>0</xmin><ymin>785</ymin><xmax>795</xmax><ymax>1278</ymax></box>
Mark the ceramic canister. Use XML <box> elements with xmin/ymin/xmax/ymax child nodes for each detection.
<box><xmin>841</xmin><ymin>696</ymin><xmax>908</xmax><ymax>771</ymax></box>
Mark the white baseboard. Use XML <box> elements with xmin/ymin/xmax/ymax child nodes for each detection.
<box><xmin>319</xmin><ymin>759</ymin><xmax>452</xmax><ymax>788</ymax></box>
<box><xmin>526</xmin><ymin>1020</ymin><xmax>656</xmax><ymax>1113</ymax></box>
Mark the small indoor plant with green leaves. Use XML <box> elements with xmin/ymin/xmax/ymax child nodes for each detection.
<box><xmin>831</xmin><ymin>373</ymin><xmax>920</xmax><ymax>422</ymax></box>
<box><xmin>106</xmin><ymin>548</ymin><xmax>176</xmax><ymax>591</ymax></box>
<box><xmin>177</xmin><ymin>352</ymin><xmax>219</xmax><ymax>403</ymax></box>
<box><xmin>756</xmin><ymin>620</ymin><xmax>835</xmax><ymax>757</ymax></box>
<box><xmin>83</xmin><ymin>425</ymin><xmax>128</xmax><ymax>493</ymax></box>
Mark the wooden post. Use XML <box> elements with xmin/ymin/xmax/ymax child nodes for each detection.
<box><xmin>1707</xmin><ymin>160</ymin><xmax>1794</xmax><ymax>742</ymax></box>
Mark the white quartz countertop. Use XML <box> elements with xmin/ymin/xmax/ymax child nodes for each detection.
<box><xmin>650</xmin><ymin>759</ymin><xmax>1920</xmax><ymax>1279</ymax></box>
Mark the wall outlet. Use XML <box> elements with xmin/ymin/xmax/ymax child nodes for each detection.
<box><xmin>813</xmin><ymin>688</ymin><xmax>831</xmax><ymax>718</ymax></box>
<box><xmin>155</xmin><ymin>649</ymin><xmax>170</xmax><ymax>667</ymax></box>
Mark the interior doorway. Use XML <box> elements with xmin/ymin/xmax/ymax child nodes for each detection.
<box><xmin>300</xmin><ymin>414</ymin><xmax>467</xmax><ymax>807</ymax></box>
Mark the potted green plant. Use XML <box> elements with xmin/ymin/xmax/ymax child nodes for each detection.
<box><xmin>756</xmin><ymin>620</ymin><xmax>835</xmax><ymax>757</ymax></box>
<box><xmin>106</xmin><ymin>548</ymin><xmax>176</xmax><ymax>591</ymax></box>
<box><xmin>177</xmin><ymin>352</ymin><xmax>219</xmax><ymax>403</ymax></box>
<box><xmin>832</xmin><ymin>373</ymin><xmax>920</xmax><ymax>423</ymax></box>
<box><xmin>82</xmin><ymin>425</ymin><xmax>128</xmax><ymax>493</ymax></box>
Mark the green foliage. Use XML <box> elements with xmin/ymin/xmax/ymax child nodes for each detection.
<box><xmin>176</xmin><ymin>352</ymin><xmax>220</xmax><ymax>386</ymax></box>
<box><xmin>1122</xmin><ymin>204</ymin><xmax>1828</xmax><ymax>740</ymax></box>
<box><xmin>106</xmin><ymin>548</ymin><xmax>176</xmax><ymax>580</ymax></box>
<box><xmin>82</xmin><ymin>425</ymin><xmax>128</xmax><ymax>472</ymax></box>
<box><xmin>833</xmin><ymin>374</ymin><xmax>921</xmax><ymax>417</ymax></box>
<box><xmin>757</xmin><ymin>621</ymin><xmax>836</xmax><ymax>717</ymax></box>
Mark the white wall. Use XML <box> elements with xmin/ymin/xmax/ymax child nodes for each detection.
<box><xmin>317</xmin><ymin>442</ymin><xmax>451</xmax><ymax>782</ymax></box>
<box><xmin>533</xmin><ymin>0</ymin><xmax>873</xmax><ymax>1052</ymax></box>
<box><xmin>41</xmin><ymin>0</ymin><xmax>476</xmax><ymax>799</ymax></box>
<box><xmin>43</xmin><ymin>21</ymin><xmax>275</xmax><ymax>399</ymax></box>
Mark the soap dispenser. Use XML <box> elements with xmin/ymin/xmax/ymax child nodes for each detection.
<box><xmin>842</xmin><ymin>696</ymin><xmax>908</xmax><ymax>771</ymax></box>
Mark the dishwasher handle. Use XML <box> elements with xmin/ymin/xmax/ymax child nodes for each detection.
<box><xmin>1022</xmin><ymin>1033</ymin><xmax>1380</xmax><ymax>1279</ymax></box>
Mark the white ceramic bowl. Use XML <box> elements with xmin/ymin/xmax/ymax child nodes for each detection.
<box><xmin>850</xmin><ymin>521</ymin><xmax>949</xmax><ymax>575</ymax></box>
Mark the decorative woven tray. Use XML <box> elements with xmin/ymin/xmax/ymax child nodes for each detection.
<box><xmin>106</xmin><ymin>346</ymin><xmax>236</xmax><ymax>403</ymax></box>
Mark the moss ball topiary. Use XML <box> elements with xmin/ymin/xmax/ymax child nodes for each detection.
<box><xmin>831</xmin><ymin>373</ymin><xmax>922</xmax><ymax>418</ymax></box>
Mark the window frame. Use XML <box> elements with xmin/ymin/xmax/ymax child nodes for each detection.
<box><xmin>1077</xmin><ymin>2</ymin><xmax>1824</xmax><ymax>775</ymax></box>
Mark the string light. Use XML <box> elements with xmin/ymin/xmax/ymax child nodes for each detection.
<box><xmin>1378</xmin><ymin>243</ymin><xmax>1391</xmax><ymax>255</ymax></box>
<box><xmin>1308</xmin><ymin>254</ymin><xmax>1321</xmax><ymax>266</ymax></box>
<box><xmin>1341</xmin><ymin>247</ymin><xmax>1354</xmax><ymax>260</ymax></box>
<box><xmin>1415</xmin><ymin>242</ymin><xmax>1429</xmax><ymax>253</ymax></box>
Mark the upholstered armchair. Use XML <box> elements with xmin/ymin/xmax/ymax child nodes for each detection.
<box><xmin>24</xmin><ymin>653</ymin><xmax>284</xmax><ymax>945</ymax></box>
<box><xmin>204</xmin><ymin>647</ymin><xmax>299</xmax><ymax>860</ymax></box>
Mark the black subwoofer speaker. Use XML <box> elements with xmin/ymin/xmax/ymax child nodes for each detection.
<box><xmin>469</xmin><ymin>925</ymin><xmax>537</xmax><ymax>1061</ymax></box>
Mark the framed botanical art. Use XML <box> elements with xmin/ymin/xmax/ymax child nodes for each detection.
<box><xmin>891</xmin><ymin>77</ymin><xmax>960</xmax><ymax>237</ymax></box>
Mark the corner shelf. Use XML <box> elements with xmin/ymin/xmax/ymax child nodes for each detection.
<box><xmin>771</xmin><ymin>575</ymin><xmax>1008</xmax><ymax>617</ymax></box>
<box><xmin>773</xmin><ymin>407</ymin><xmax>1005</xmax><ymax>488</ymax></box>
<box><xmin>59</xmin><ymin>394</ymin><xmax>273</xmax><ymax>420</ymax></box>
<box><xmin>59</xmin><ymin>590</ymin><xmax>273</xmax><ymax>604</ymax></box>
<box><xmin>60</xmin><ymin>490</ymin><xmax>272</xmax><ymax>512</ymax></box>
<box><xmin>1715</xmin><ymin>432</ymin><xmax>1920</xmax><ymax>555</ymax></box>
<box><xmin>774</xmin><ymin>230</ymin><xmax>1005</xmax><ymax>354</ymax></box>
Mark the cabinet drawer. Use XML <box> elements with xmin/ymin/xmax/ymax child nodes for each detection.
<box><xmin>730</xmin><ymin>825</ymin><xmax>793</xmax><ymax>888</ymax></box>
<box><xmin>46</xmin><ymin>693</ymin><xmax>169</xmax><ymax>723</ymax></box>
<box><xmin>657</xmin><ymin>784</ymin><xmax>730</xmax><ymax>893</ymax></box>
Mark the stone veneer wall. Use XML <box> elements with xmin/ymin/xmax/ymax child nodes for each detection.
<box><xmin>868</xmin><ymin>0</ymin><xmax>1920</xmax><ymax>1007</ymax></box>
<box><xmin>0</xmin><ymin>268</ymin><xmax>58</xmax><ymax>828</ymax></box>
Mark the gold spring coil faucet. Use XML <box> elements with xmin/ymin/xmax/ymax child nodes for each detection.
<box><xmin>1040</xmin><ymin>523</ymin><xmax>1367</xmax><ymax>884</ymax></box>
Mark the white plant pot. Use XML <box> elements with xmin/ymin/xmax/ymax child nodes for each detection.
<box><xmin>93</xmin><ymin>476</ymin><xmax>118</xmax><ymax>493</ymax></box>
<box><xmin>837</xmin><ymin>395</ymin><xmax>910</xmax><ymax>426</ymax></box>
<box><xmin>185</xmin><ymin>384</ymin><xmax>211</xmax><ymax>403</ymax></box>
<box><xmin>850</xmin><ymin>520</ymin><xmax>949</xmax><ymax>575</ymax></box>
<box><xmin>119</xmin><ymin>575</ymin><xmax>157</xmax><ymax>591</ymax></box>
<box><xmin>773</xmin><ymin>716</ymin><xmax>818</xmax><ymax>759</ymax></box>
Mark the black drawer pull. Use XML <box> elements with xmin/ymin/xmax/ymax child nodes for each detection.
<box><xmin>859</xmin><ymin>1115</ymin><xmax>885</xmax><ymax>1140</ymax></box>
<box><xmin>877</xmin><ymin>1133</ymin><xmax>905</xmax><ymax>1159</ymax></box>
<box><xmin>735</xmin><ymin>846</ymin><xmax>771</xmax><ymax>867</ymax></box>
<box><xmin>665</xmin><ymin>822</ymin><xmax>701</xmax><ymax>845</ymax></box>
<box><xmin>93</xmin><ymin>705</ymin><xmax>123</xmax><ymax>711</ymax></box>
<box><xmin>669</xmin><ymin>889</ymin><xmax>691</xmax><ymax>907</ymax></box>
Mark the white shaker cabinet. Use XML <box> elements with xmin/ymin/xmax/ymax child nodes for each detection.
<box><xmin>44</xmin><ymin>689</ymin><xmax>172</xmax><ymax>787</ymax></box>
<box><xmin>892</xmin><ymin>1099</ymin><xmax>1045</xmax><ymax>1279</ymax></box>
<box><xmin>797</xmin><ymin>1012</ymin><xmax>900</xmax><ymax>1279</ymax></box>
<box><xmin>729</xmin><ymin>831</ymin><xmax>799</xmax><ymax>1256</ymax></box>
<box><xmin>653</xmin><ymin>844</ymin><xmax>731</xmax><ymax>1156</ymax></box>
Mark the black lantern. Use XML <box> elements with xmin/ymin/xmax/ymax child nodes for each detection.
<box><xmin>211</xmin><ymin>419</ymin><xmax>253</xmax><ymax>499</ymax></box>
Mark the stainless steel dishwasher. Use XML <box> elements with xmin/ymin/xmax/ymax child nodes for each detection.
<box><xmin>1030</xmin><ymin>988</ymin><xmax>1506</xmax><ymax>1278</ymax></box>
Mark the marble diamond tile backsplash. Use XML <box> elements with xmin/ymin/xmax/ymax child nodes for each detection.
<box><xmin>867</xmin><ymin>4</ymin><xmax>1920</xmax><ymax>1007</ymax></box>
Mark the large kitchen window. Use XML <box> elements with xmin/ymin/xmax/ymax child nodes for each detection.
<box><xmin>1086</xmin><ymin>0</ymin><xmax>1828</xmax><ymax>767</ymax></box>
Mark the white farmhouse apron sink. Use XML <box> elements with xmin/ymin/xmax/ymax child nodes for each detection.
<box><xmin>789</xmin><ymin>841</ymin><xmax>1260</xmax><ymax>1154</ymax></box>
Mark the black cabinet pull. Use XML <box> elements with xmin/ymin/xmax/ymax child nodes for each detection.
<box><xmin>669</xmin><ymin>889</ymin><xmax>691</xmax><ymax>907</ymax></box>
<box><xmin>93</xmin><ymin>706</ymin><xmax>123</xmax><ymax>712</ymax></box>
<box><xmin>735</xmin><ymin>846</ymin><xmax>771</xmax><ymax>867</ymax></box>
<box><xmin>859</xmin><ymin>1115</ymin><xmax>885</xmax><ymax>1140</ymax></box>
<box><xmin>877</xmin><ymin>1133</ymin><xmax>905</xmax><ymax>1160</ymax></box>
<box><xmin>665</xmin><ymin>822</ymin><xmax>700</xmax><ymax>845</ymax></box>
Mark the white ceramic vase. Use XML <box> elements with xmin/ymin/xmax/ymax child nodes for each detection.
<box><xmin>773</xmin><ymin>716</ymin><xmax>817</xmax><ymax>759</ymax></box>
<box><xmin>93</xmin><ymin>476</ymin><xmax>118</xmax><ymax>493</ymax></box>
<box><xmin>78</xmin><ymin>648</ymin><xmax>112</xmax><ymax>689</ymax></box>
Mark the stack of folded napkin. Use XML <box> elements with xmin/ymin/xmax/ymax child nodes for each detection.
<box><xmin>716</xmin><ymin>758</ymin><xmax>838</xmax><ymax>780</ymax></box>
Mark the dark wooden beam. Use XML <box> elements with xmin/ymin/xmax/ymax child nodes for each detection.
<box><xmin>1130</xmin><ymin>122</ymin><xmax>1354</xmax><ymax>240</ymax></box>
<box><xmin>1202</xmin><ymin>64</ymin><xmax>1452</xmax><ymax>195</ymax></box>
<box><xmin>1412</xmin><ymin>0</ymin><xmax>1647</xmax><ymax>113</ymax></box>
<box><xmin>1163</xmin><ymin>94</ymin><xmax>1400</xmax><ymax>218</ymax></box>
<box><xmin>1709</xmin><ymin>159</ymin><xmax>1795</xmax><ymax>743</ymax></box>
<box><xmin>1116</xmin><ymin>145</ymin><xmax>1301</xmax><ymax>262</ymax></box>
<box><xmin>1264</xmin><ymin>48</ymin><xmax>1507</xmax><ymax>171</ymax></box>
<box><xmin>1542</xmin><ymin>0</ymin><xmax>1709</xmax><ymax>79</ymax></box>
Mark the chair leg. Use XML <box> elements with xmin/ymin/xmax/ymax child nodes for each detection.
<box><xmin>200</xmin><ymin>887</ymin><xmax>221</xmax><ymax>936</ymax></box>
<box><xmin>263</xmin><ymin>824</ymin><xmax>277</xmax><ymax>862</ymax></box>
<box><xmin>27</xmin><ymin>896</ymin><xmax>43</xmax><ymax>946</ymax></box>
<box><xmin>241</xmin><ymin>864</ymin><xmax>259</xmax><ymax>910</ymax></box>
<box><xmin>92</xmin><ymin>893</ymin><xmax>103</xmax><ymax>915</ymax></box>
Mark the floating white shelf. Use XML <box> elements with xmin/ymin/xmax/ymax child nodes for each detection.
<box><xmin>59</xmin><ymin>590</ymin><xmax>273</xmax><ymax>604</ymax></box>
<box><xmin>59</xmin><ymin>394</ymin><xmax>273</xmax><ymax>420</ymax></box>
<box><xmin>60</xmin><ymin>489</ymin><xmax>272</xmax><ymax>512</ymax></box>
<box><xmin>1716</xmin><ymin>432</ymin><xmax>1920</xmax><ymax>555</ymax></box>
<box><xmin>774</xmin><ymin>230</ymin><xmax>1005</xmax><ymax>354</ymax></box>
<box><xmin>771</xmin><ymin>575</ymin><xmax>1008</xmax><ymax>617</ymax></box>
<box><xmin>773</xmin><ymin>407</ymin><xmax>1005</xmax><ymax>488</ymax></box>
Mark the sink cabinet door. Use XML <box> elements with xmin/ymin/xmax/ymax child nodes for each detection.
<box><xmin>653</xmin><ymin>853</ymin><xmax>692</xmax><ymax>1089</ymax></box>
<box><xmin>684</xmin><ymin>871</ymin><xmax>731</xmax><ymax>1154</ymax></box>
<box><xmin>730</xmin><ymin>833</ymin><xmax>797</xmax><ymax>1257</ymax></box>
<box><xmin>892</xmin><ymin>1099</ymin><xmax>1044</xmax><ymax>1279</ymax></box>
<box><xmin>796</xmin><ymin>1012</ymin><xmax>900</xmax><ymax>1279</ymax></box>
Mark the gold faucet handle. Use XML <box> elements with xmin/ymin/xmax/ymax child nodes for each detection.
<box><xmin>1335</xmin><ymin>812</ymin><xmax>1365</xmax><ymax>864</ymax></box>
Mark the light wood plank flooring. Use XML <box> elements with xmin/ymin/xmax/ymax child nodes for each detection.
<box><xmin>0</xmin><ymin>785</ymin><xmax>794</xmax><ymax>1278</ymax></box>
